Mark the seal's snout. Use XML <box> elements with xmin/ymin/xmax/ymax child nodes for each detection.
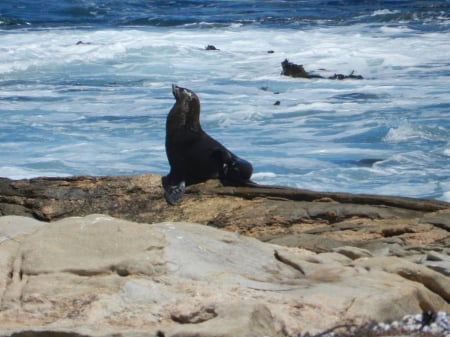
<box><xmin>172</xmin><ymin>84</ymin><xmax>194</xmax><ymax>101</ymax></box>
<box><xmin>172</xmin><ymin>84</ymin><xmax>180</xmax><ymax>99</ymax></box>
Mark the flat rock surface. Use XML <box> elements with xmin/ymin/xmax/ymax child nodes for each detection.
<box><xmin>0</xmin><ymin>215</ymin><xmax>449</xmax><ymax>337</ymax></box>
<box><xmin>0</xmin><ymin>174</ymin><xmax>449</xmax><ymax>337</ymax></box>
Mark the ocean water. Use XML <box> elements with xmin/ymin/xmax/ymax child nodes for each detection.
<box><xmin>1</xmin><ymin>1</ymin><xmax>449</xmax><ymax>201</ymax></box>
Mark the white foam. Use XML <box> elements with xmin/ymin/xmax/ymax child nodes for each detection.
<box><xmin>0</xmin><ymin>25</ymin><xmax>449</xmax><ymax>199</ymax></box>
<box><xmin>252</xmin><ymin>172</ymin><xmax>277</xmax><ymax>179</ymax></box>
<box><xmin>0</xmin><ymin>166</ymin><xmax>71</xmax><ymax>180</ymax></box>
<box><xmin>384</xmin><ymin>123</ymin><xmax>424</xmax><ymax>142</ymax></box>
<box><xmin>443</xmin><ymin>147</ymin><xmax>450</xmax><ymax>157</ymax></box>
<box><xmin>441</xmin><ymin>191</ymin><xmax>450</xmax><ymax>202</ymax></box>
<box><xmin>371</xmin><ymin>9</ymin><xmax>399</xmax><ymax>16</ymax></box>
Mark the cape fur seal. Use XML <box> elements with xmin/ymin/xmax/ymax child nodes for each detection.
<box><xmin>162</xmin><ymin>84</ymin><xmax>253</xmax><ymax>205</ymax></box>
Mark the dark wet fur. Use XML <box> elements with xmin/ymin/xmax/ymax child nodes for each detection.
<box><xmin>163</xmin><ymin>85</ymin><xmax>253</xmax><ymax>205</ymax></box>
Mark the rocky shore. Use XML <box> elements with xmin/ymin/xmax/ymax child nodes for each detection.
<box><xmin>0</xmin><ymin>174</ymin><xmax>449</xmax><ymax>337</ymax></box>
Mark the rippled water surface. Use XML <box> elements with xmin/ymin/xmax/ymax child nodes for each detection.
<box><xmin>1</xmin><ymin>1</ymin><xmax>449</xmax><ymax>201</ymax></box>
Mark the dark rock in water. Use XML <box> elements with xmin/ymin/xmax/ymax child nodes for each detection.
<box><xmin>76</xmin><ymin>40</ymin><xmax>91</xmax><ymax>45</ymax></box>
<box><xmin>260</xmin><ymin>87</ymin><xmax>280</xmax><ymax>95</ymax></box>
<box><xmin>281</xmin><ymin>59</ymin><xmax>363</xmax><ymax>80</ymax></box>
<box><xmin>267</xmin><ymin>50</ymin><xmax>275</xmax><ymax>54</ymax></box>
<box><xmin>205</xmin><ymin>44</ymin><xmax>219</xmax><ymax>50</ymax></box>
<box><xmin>281</xmin><ymin>59</ymin><xmax>315</xmax><ymax>78</ymax></box>
<box><xmin>329</xmin><ymin>70</ymin><xmax>364</xmax><ymax>80</ymax></box>
<box><xmin>274</xmin><ymin>100</ymin><xmax>281</xmax><ymax>105</ymax></box>
<box><xmin>357</xmin><ymin>158</ymin><xmax>383</xmax><ymax>167</ymax></box>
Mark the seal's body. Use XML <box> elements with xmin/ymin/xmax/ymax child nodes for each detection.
<box><xmin>162</xmin><ymin>85</ymin><xmax>253</xmax><ymax>205</ymax></box>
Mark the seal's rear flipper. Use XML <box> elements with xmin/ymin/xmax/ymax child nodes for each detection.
<box><xmin>162</xmin><ymin>176</ymin><xmax>186</xmax><ymax>205</ymax></box>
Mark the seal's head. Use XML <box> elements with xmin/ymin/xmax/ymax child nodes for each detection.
<box><xmin>170</xmin><ymin>84</ymin><xmax>201</xmax><ymax>131</ymax></box>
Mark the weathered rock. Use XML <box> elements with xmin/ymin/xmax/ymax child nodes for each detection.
<box><xmin>422</xmin><ymin>209</ymin><xmax>450</xmax><ymax>231</ymax></box>
<box><xmin>168</xmin><ymin>303</ymin><xmax>278</xmax><ymax>337</ymax></box>
<box><xmin>1</xmin><ymin>175</ymin><xmax>449</xmax><ymax>272</ymax></box>
<box><xmin>0</xmin><ymin>175</ymin><xmax>165</xmax><ymax>222</ymax></box>
<box><xmin>267</xmin><ymin>233</ymin><xmax>348</xmax><ymax>252</ymax></box>
<box><xmin>1</xmin><ymin>176</ymin><xmax>449</xmax><ymax>278</ymax></box>
<box><xmin>1</xmin><ymin>174</ymin><xmax>449</xmax><ymax>336</ymax></box>
<box><xmin>422</xmin><ymin>251</ymin><xmax>450</xmax><ymax>276</ymax></box>
<box><xmin>0</xmin><ymin>215</ymin><xmax>449</xmax><ymax>337</ymax></box>
<box><xmin>332</xmin><ymin>245</ymin><xmax>373</xmax><ymax>259</ymax></box>
<box><xmin>1</xmin><ymin>175</ymin><xmax>448</xmax><ymax>223</ymax></box>
<box><xmin>354</xmin><ymin>256</ymin><xmax>450</xmax><ymax>302</ymax></box>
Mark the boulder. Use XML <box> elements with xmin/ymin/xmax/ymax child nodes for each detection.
<box><xmin>0</xmin><ymin>215</ymin><xmax>449</xmax><ymax>337</ymax></box>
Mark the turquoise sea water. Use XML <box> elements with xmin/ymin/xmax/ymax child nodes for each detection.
<box><xmin>1</xmin><ymin>1</ymin><xmax>449</xmax><ymax>201</ymax></box>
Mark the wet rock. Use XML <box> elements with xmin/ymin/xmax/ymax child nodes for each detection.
<box><xmin>328</xmin><ymin>70</ymin><xmax>364</xmax><ymax>80</ymax></box>
<box><xmin>76</xmin><ymin>40</ymin><xmax>92</xmax><ymax>45</ymax></box>
<box><xmin>280</xmin><ymin>59</ymin><xmax>363</xmax><ymax>80</ymax></box>
<box><xmin>205</xmin><ymin>44</ymin><xmax>219</xmax><ymax>50</ymax></box>
<box><xmin>281</xmin><ymin>59</ymin><xmax>318</xmax><ymax>78</ymax></box>
<box><xmin>357</xmin><ymin>159</ymin><xmax>383</xmax><ymax>167</ymax></box>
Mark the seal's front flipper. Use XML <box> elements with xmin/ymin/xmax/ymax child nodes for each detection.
<box><xmin>164</xmin><ymin>183</ymin><xmax>185</xmax><ymax>205</ymax></box>
<box><xmin>162</xmin><ymin>176</ymin><xmax>186</xmax><ymax>205</ymax></box>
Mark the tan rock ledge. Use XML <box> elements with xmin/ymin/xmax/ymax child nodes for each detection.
<box><xmin>0</xmin><ymin>174</ymin><xmax>449</xmax><ymax>336</ymax></box>
<box><xmin>0</xmin><ymin>215</ymin><xmax>448</xmax><ymax>337</ymax></box>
